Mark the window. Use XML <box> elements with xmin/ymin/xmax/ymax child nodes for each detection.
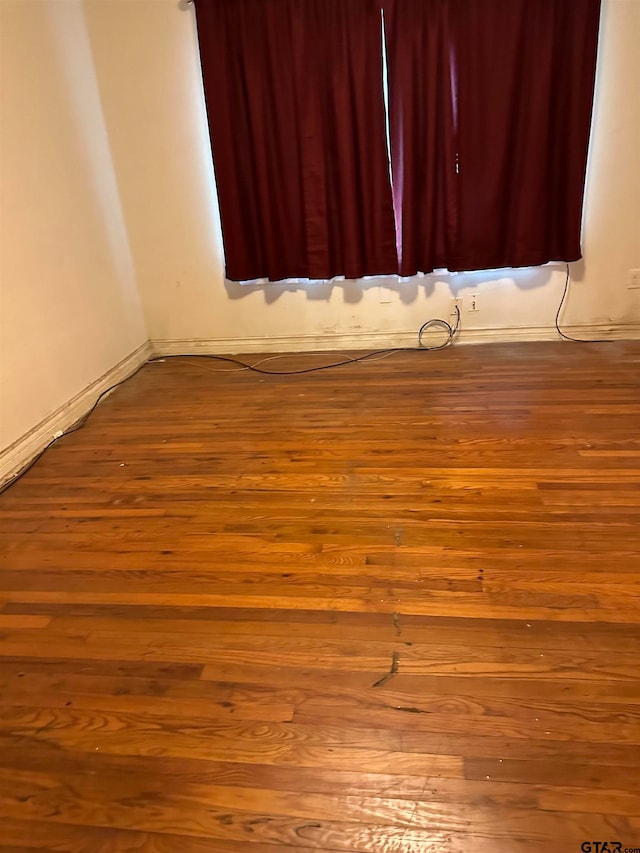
<box><xmin>193</xmin><ymin>0</ymin><xmax>601</xmax><ymax>282</ymax></box>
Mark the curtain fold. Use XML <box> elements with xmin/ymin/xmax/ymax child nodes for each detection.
<box><xmin>383</xmin><ymin>0</ymin><xmax>459</xmax><ymax>277</ymax></box>
<box><xmin>194</xmin><ymin>0</ymin><xmax>397</xmax><ymax>282</ymax></box>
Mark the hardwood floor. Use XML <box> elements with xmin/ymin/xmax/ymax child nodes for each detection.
<box><xmin>1</xmin><ymin>340</ymin><xmax>639</xmax><ymax>853</ymax></box>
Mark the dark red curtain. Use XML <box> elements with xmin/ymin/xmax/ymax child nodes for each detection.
<box><xmin>385</xmin><ymin>0</ymin><xmax>601</xmax><ymax>275</ymax></box>
<box><xmin>194</xmin><ymin>0</ymin><xmax>397</xmax><ymax>282</ymax></box>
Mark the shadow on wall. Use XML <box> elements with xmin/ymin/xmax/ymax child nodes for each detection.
<box><xmin>223</xmin><ymin>265</ymin><xmax>554</xmax><ymax>305</ymax></box>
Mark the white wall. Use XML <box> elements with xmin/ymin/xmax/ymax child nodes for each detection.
<box><xmin>84</xmin><ymin>0</ymin><xmax>640</xmax><ymax>351</ymax></box>
<box><xmin>0</xmin><ymin>0</ymin><xmax>147</xmax><ymax>455</ymax></box>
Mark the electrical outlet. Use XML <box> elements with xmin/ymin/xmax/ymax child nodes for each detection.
<box><xmin>450</xmin><ymin>296</ymin><xmax>463</xmax><ymax>316</ymax></box>
<box><xmin>468</xmin><ymin>292</ymin><xmax>480</xmax><ymax>312</ymax></box>
<box><xmin>628</xmin><ymin>269</ymin><xmax>640</xmax><ymax>289</ymax></box>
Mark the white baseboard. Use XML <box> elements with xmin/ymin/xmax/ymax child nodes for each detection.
<box><xmin>454</xmin><ymin>322</ymin><xmax>640</xmax><ymax>344</ymax></box>
<box><xmin>0</xmin><ymin>342</ymin><xmax>151</xmax><ymax>488</ymax></box>
<box><xmin>150</xmin><ymin>322</ymin><xmax>640</xmax><ymax>356</ymax></box>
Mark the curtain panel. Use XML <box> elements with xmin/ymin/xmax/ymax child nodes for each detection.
<box><xmin>448</xmin><ymin>0</ymin><xmax>601</xmax><ymax>272</ymax></box>
<box><xmin>194</xmin><ymin>0</ymin><xmax>397</xmax><ymax>282</ymax></box>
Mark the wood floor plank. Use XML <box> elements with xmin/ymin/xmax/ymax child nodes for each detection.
<box><xmin>0</xmin><ymin>817</ymin><xmax>344</xmax><ymax>853</ymax></box>
<box><xmin>0</xmin><ymin>769</ymin><xmax>634</xmax><ymax>847</ymax></box>
<box><xmin>1</xmin><ymin>341</ymin><xmax>640</xmax><ymax>851</ymax></box>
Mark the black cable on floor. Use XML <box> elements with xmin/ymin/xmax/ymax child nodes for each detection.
<box><xmin>0</xmin><ymin>361</ymin><xmax>150</xmax><ymax>497</ymax></box>
<box><xmin>3</xmin><ymin>263</ymin><xmax>626</xmax><ymax>498</ymax></box>
<box><xmin>0</xmin><ymin>307</ymin><xmax>460</xmax><ymax>494</ymax></box>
